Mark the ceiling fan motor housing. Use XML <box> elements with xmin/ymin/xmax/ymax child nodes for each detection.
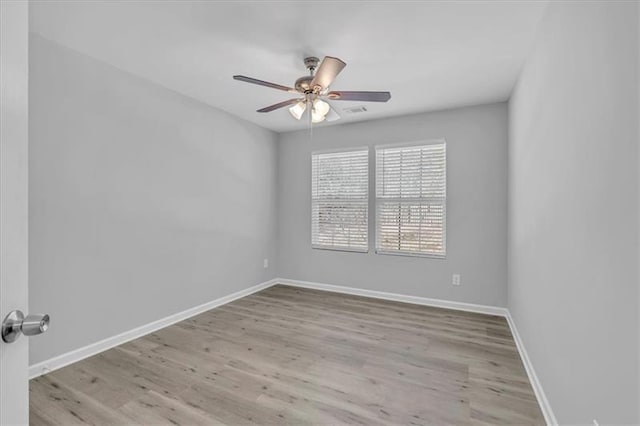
<box><xmin>295</xmin><ymin>75</ymin><xmax>314</xmax><ymax>93</ymax></box>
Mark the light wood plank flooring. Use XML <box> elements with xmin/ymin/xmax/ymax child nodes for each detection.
<box><xmin>30</xmin><ymin>285</ymin><xmax>545</xmax><ymax>425</ymax></box>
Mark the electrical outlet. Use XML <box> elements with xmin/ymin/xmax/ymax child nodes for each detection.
<box><xmin>263</xmin><ymin>258</ymin><xmax>269</xmax><ymax>269</ymax></box>
<box><xmin>452</xmin><ymin>274</ymin><xmax>461</xmax><ymax>286</ymax></box>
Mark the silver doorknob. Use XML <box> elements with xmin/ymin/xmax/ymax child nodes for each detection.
<box><xmin>1</xmin><ymin>310</ymin><xmax>50</xmax><ymax>343</ymax></box>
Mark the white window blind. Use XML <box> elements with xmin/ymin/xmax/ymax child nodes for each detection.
<box><xmin>376</xmin><ymin>142</ymin><xmax>446</xmax><ymax>258</ymax></box>
<box><xmin>312</xmin><ymin>149</ymin><xmax>369</xmax><ymax>252</ymax></box>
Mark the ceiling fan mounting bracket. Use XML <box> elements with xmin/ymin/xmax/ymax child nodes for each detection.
<box><xmin>304</xmin><ymin>56</ymin><xmax>320</xmax><ymax>71</ymax></box>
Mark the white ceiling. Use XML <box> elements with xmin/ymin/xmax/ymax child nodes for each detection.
<box><xmin>30</xmin><ymin>1</ymin><xmax>548</xmax><ymax>133</ymax></box>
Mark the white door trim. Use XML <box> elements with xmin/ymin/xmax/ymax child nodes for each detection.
<box><xmin>0</xmin><ymin>1</ymin><xmax>31</xmax><ymax>424</ymax></box>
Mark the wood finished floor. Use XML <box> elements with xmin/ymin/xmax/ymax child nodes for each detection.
<box><xmin>30</xmin><ymin>285</ymin><xmax>545</xmax><ymax>425</ymax></box>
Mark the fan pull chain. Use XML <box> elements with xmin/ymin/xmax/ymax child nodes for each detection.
<box><xmin>308</xmin><ymin>100</ymin><xmax>313</xmax><ymax>138</ymax></box>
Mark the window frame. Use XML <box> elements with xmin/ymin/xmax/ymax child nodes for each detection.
<box><xmin>311</xmin><ymin>146</ymin><xmax>370</xmax><ymax>253</ymax></box>
<box><xmin>374</xmin><ymin>139</ymin><xmax>447</xmax><ymax>259</ymax></box>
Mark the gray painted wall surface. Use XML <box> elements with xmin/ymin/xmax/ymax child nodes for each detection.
<box><xmin>28</xmin><ymin>35</ymin><xmax>279</xmax><ymax>364</ymax></box>
<box><xmin>508</xmin><ymin>2</ymin><xmax>639</xmax><ymax>423</ymax></box>
<box><xmin>277</xmin><ymin>103</ymin><xmax>508</xmax><ymax>307</ymax></box>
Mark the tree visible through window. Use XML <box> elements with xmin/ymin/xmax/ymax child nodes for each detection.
<box><xmin>311</xmin><ymin>149</ymin><xmax>368</xmax><ymax>252</ymax></box>
<box><xmin>375</xmin><ymin>142</ymin><xmax>446</xmax><ymax>257</ymax></box>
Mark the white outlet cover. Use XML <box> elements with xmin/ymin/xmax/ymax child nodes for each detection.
<box><xmin>263</xmin><ymin>258</ymin><xmax>269</xmax><ymax>268</ymax></box>
<box><xmin>452</xmin><ymin>274</ymin><xmax>461</xmax><ymax>286</ymax></box>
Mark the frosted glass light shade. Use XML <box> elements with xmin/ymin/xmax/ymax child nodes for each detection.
<box><xmin>311</xmin><ymin>111</ymin><xmax>326</xmax><ymax>123</ymax></box>
<box><xmin>289</xmin><ymin>101</ymin><xmax>306</xmax><ymax>120</ymax></box>
<box><xmin>311</xmin><ymin>99</ymin><xmax>330</xmax><ymax>123</ymax></box>
<box><xmin>313</xmin><ymin>99</ymin><xmax>330</xmax><ymax>116</ymax></box>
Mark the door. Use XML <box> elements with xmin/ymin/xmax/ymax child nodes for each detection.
<box><xmin>1</xmin><ymin>1</ymin><xmax>30</xmax><ymax>424</ymax></box>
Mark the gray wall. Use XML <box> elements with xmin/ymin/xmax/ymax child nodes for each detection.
<box><xmin>508</xmin><ymin>1</ymin><xmax>639</xmax><ymax>423</ymax></box>
<box><xmin>277</xmin><ymin>103</ymin><xmax>508</xmax><ymax>307</ymax></box>
<box><xmin>28</xmin><ymin>35</ymin><xmax>279</xmax><ymax>365</ymax></box>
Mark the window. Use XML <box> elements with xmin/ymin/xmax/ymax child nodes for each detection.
<box><xmin>311</xmin><ymin>149</ymin><xmax>369</xmax><ymax>252</ymax></box>
<box><xmin>375</xmin><ymin>141</ymin><xmax>446</xmax><ymax>258</ymax></box>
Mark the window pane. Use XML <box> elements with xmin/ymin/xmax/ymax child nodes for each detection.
<box><xmin>312</xmin><ymin>201</ymin><xmax>368</xmax><ymax>250</ymax></box>
<box><xmin>377</xmin><ymin>200</ymin><xmax>445</xmax><ymax>255</ymax></box>
<box><xmin>312</xmin><ymin>149</ymin><xmax>368</xmax><ymax>251</ymax></box>
<box><xmin>376</xmin><ymin>143</ymin><xmax>446</xmax><ymax>257</ymax></box>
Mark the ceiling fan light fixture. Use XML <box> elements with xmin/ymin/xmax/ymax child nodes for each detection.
<box><xmin>311</xmin><ymin>110</ymin><xmax>326</xmax><ymax>123</ymax></box>
<box><xmin>289</xmin><ymin>101</ymin><xmax>306</xmax><ymax>120</ymax></box>
<box><xmin>312</xmin><ymin>99</ymin><xmax>330</xmax><ymax>117</ymax></box>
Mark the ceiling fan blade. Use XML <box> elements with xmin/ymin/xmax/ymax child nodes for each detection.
<box><xmin>233</xmin><ymin>75</ymin><xmax>296</xmax><ymax>92</ymax></box>
<box><xmin>327</xmin><ymin>91</ymin><xmax>391</xmax><ymax>102</ymax></box>
<box><xmin>257</xmin><ymin>98</ymin><xmax>303</xmax><ymax>113</ymax></box>
<box><xmin>310</xmin><ymin>56</ymin><xmax>346</xmax><ymax>91</ymax></box>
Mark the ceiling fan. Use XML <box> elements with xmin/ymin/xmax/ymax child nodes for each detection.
<box><xmin>233</xmin><ymin>56</ymin><xmax>391</xmax><ymax>124</ymax></box>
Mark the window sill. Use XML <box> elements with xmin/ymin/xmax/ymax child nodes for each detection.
<box><xmin>375</xmin><ymin>249</ymin><xmax>446</xmax><ymax>259</ymax></box>
<box><xmin>312</xmin><ymin>245</ymin><xmax>369</xmax><ymax>254</ymax></box>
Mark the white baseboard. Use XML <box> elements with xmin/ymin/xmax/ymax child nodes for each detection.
<box><xmin>29</xmin><ymin>275</ymin><xmax>555</xmax><ymax>425</ymax></box>
<box><xmin>28</xmin><ymin>278</ymin><xmax>279</xmax><ymax>379</ymax></box>
<box><xmin>275</xmin><ymin>277</ymin><xmax>509</xmax><ymax>317</ymax></box>
<box><xmin>505</xmin><ymin>312</ymin><xmax>558</xmax><ymax>425</ymax></box>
